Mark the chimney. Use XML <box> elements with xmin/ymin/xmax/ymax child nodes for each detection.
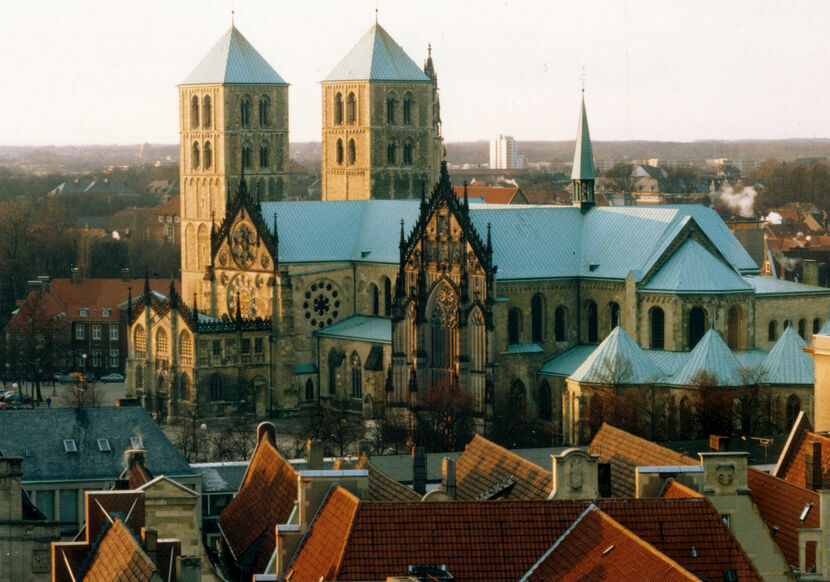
<box><xmin>709</xmin><ymin>435</ymin><xmax>729</xmax><ymax>452</ymax></box>
<box><xmin>27</xmin><ymin>280</ymin><xmax>42</xmax><ymax>293</ymax></box>
<box><xmin>37</xmin><ymin>275</ymin><xmax>50</xmax><ymax>290</ymax></box>
<box><xmin>441</xmin><ymin>457</ymin><xmax>456</xmax><ymax>500</ymax></box>
<box><xmin>307</xmin><ymin>440</ymin><xmax>324</xmax><ymax>471</ymax></box>
<box><xmin>126</xmin><ymin>448</ymin><xmax>148</xmax><ymax>470</ymax></box>
<box><xmin>804</xmin><ymin>259</ymin><xmax>820</xmax><ymax>287</ymax></box>
<box><xmin>806</xmin><ymin>441</ymin><xmax>823</xmax><ymax>490</ymax></box>
<box><xmin>257</xmin><ymin>421</ymin><xmax>276</xmax><ymax>446</ymax></box>
<box><xmin>412</xmin><ymin>447</ymin><xmax>426</xmax><ymax>495</ymax></box>
<box><xmin>70</xmin><ymin>267</ymin><xmax>81</xmax><ymax>285</ymax></box>
<box><xmin>699</xmin><ymin>452</ymin><xmax>749</xmax><ymax>496</ymax></box>
<box><xmin>141</xmin><ymin>527</ymin><xmax>158</xmax><ymax>565</ymax></box>
<box><xmin>113</xmin><ymin>478</ymin><xmax>130</xmax><ymax>490</ymax></box>
<box><xmin>176</xmin><ymin>556</ymin><xmax>201</xmax><ymax>582</ymax></box>
<box><xmin>121</xmin><ymin>267</ymin><xmax>131</xmax><ymax>282</ymax></box>
<box><xmin>333</xmin><ymin>459</ymin><xmax>354</xmax><ymax>470</ymax></box>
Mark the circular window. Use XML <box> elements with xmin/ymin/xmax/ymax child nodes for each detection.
<box><xmin>304</xmin><ymin>280</ymin><xmax>343</xmax><ymax>330</ymax></box>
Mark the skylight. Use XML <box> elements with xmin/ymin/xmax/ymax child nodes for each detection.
<box><xmin>97</xmin><ymin>439</ymin><xmax>111</xmax><ymax>452</ymax></box>
<box><xmin>800</xmin><ymin>502</ymin><xmax>813</xmax><ymax>521</ymax></box>
<box><xmin>63</xmin><ymin>440</ymin><xmax>77</xmax><ymax>453</ymax></box>
<box><xmin>130</xmin><ymin>437</ymin><xmax>143</xmax><ymax>449</ymax></box>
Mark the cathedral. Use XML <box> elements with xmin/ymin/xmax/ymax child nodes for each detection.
<box><xmin>126</xmin><ymin>22</ymin><xmax>830</xmax><ymax>445</ymax></box>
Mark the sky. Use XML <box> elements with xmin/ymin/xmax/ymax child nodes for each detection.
<box><xmin>2</xmin><ymin>0</ymin><xmax>829</xmax><ymax>145</ymax></box>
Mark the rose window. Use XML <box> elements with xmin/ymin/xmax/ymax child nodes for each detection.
<box><xmin>303</xmin><ymin>280</ymin><xmax>341</xmax><ymax>329</ymax></box>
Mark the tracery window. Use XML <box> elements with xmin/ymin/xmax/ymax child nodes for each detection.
<box><xmin>259</xmin><ymin>96</ymin><xmax>271</xmax><ymax>127</ymax></box>
<box><xmin>346</xmin><ymin>92</ymin><xmax>356</xmax><ymax>124</ymax></box>
<box><xmin>202</xmin><ymin>96</ymin><xmax>211</xmax><ymax>129</ymax></box>
<box><xmin>650</xmin><ymin>307</ymin><xmax>665</xmax><ymax>349</ymax></box>
<box><xmin>259</xmin><ymin>145</ymin><xmax>269</xmax><ymax>168</ymax></box>
<box><xmin>240</xmin><ymin>97</ymin><xmax>252</xmax><ymax>127</ymax></box>
<box><xmin>336</xmin><ymin>139</ymin><xmax>344</xmax><ymax>165</ymax></box>
<box><xmin>191</xmin><ymin>142</ymin><xmax>200</xmax><ymax>169</ymax></box>
<box><xmin>350</xmin><ymin>352</ymin><xmax>362</xmax><ymax>398</ymax></box>
<box><xmin>191</xmin><ymin>96</ymin><xmax>199</xmax><ymax>129</ymax></box>
<box><xmin>334</xmin><ymin>92</ymin><xmax>343</xmax><ymax>125</ymax></box>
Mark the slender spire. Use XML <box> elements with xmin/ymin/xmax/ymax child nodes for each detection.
<box><xmin>463</xmin><ymin>181</ymin><xmax>469</xmax><ymax>210</ymax></box>
<box><xmin>486</xmin><ymin>222</ymin><xmax>493</xmax><ymax>258</ymax></box>
<box><xmin>399</xmin><ymin>219</ymin><xmax>406</xmax><ymax>258</ymax></box>
<box><xmin>143</xmin><ymin>269</ymin><xmax>151</xmax><ymax>303</ymax></box>
<box><xmin>231</xmin><ymin>10</ymin><xmax>235</xmax><ymax>27</ymax></box>
<box><xmin>424</xmin><ymin>43</ymin><xmax>437</xmax><ymax>81</ymax></box>
<box><xmin>571</xmin><ymin>94</ymin><xmax>596</xmax><ymax>181</ymax></box>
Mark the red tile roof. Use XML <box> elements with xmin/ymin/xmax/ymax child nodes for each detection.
<box><xmin>776</xmin><ymin>429</ymin><xmax>830</xmax><ymax>489</ymax></box>
<box><xmin>455</xmin><ymin>435</ymin><xmax>551</xmax><ymax>500</ymax></box>
<box><xmin>659</xmin><ymin>479</ymin><xmax>702</xmax><ymax>499</ymax></box>
<box><xmin>81</xmin><ymin>518</ymin><xmax>159</xmax><ymax>582</ymax></box>
<box><xmin>748</xmin><ymin>467</ymin><xmax>819</xmax><ymax>569</ymax></box>
<box><xmin>123</xmin><ymin>462</ymin><xmax>153</xmax><ymax>489</ymax></box>
<box><xmin>354</xmin><ymin>454</ymin><xmax>421</xmax><ymax>501</ymax></box>
<box><xmin>217</xmin><ymin>431</ymin><xmax>297</xmax><ymax>574</ymax></box>
<box><xmin>523</xmin><ymin>505</ymin><xmax>698</xmax><ymax>581</ymax></box>
<box><xmin>452</xmin><ymin>185</ymin><xmax>523</xmax><ymax>204</ymax></box>
<box><xmin>286</xmin><ymin>488</ymin><xmax>762</xmax><ymax>582</ymax></box>
<box><xmin>588</xmin><ymin>424</ymin><xmax>697</xmax><ymax>497</ymax></box>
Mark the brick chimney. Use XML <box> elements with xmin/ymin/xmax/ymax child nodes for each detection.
<box><xmin>441</xmin><ymin>457</ymin><xmax>456</xmax><ymax>500</ymax></box>
<box><xmin>307</xmin><ymin>440</ymin><xmax>324</xmax><ymax>471</ymax></box>
<box><xmin>412</xmin><ymin>447</ymin><xmax>426</xmax><ymax>495</ymax></box>
<box><xmin>70</xmin><ymin>267</ymin><xmax>81</xmax><ymax>285</ymax></box>
<box><xmin>121</xmin><ymin>267</ymin><xmax>131</xmax><ymax>282</ymax></box>
<box><xmin>709</xmin><ymin>435</ymin><xmax>729</xmax><ymax>452</ymax></box>
<box><xmin>141</xmin><ymin>527</ymin><xmax>158</xmax><ymax>565</ymax></box>
<box><xmin>806</xmin><ymin>441</ymin><xmax>823</xmax><ymax>490</ymax></box>
<box><xmin>803</xmin><ymin>259</ymin><xmax>820</xmax><ymax>287</ymax></box>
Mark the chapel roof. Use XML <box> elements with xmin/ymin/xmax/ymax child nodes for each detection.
<box><xmin>568</xmin><ymin>326</ymin><xmax>663</xmax><ymax>385</ymax></box>
<box><xmin>759</xmin><ymin>325</ymin><xmax>814</xmax><ymax>385</ymax></box>
<box><xmin>666</xmin><ymin>328</ymin><xmax>745</xmax><ymax>387</ymax></box>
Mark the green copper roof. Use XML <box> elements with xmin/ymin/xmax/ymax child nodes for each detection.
<box><xmin>313</xmin><ymin>315</ymin><xmax>391</xmax><ymax>344</ymax></box>
<box><xmin>744</xmin><ymin>275</ymin><xmax>830</xmax><ymax>296</ymax></box>
<box><xmin>570</xmin><ymin>96</ymin><xmax>595</xmax><ymax>181</ymax></box>
<box><xmin>759</xmin><ymin>326</ymin><xmax>814</xmax><ymax>385</ymax></box>
<box><xmin>819</xmin><ymin>318</ymin><xmax>830</xmax><ymax>335</ymax></box>
<box><xmin>668</xmin><ymin>329</ymin><xmax>745</xmax><ymax>386</ymax></box>
<box><xmin>324</xmin><ymin>23</ymin><xmax>431</xmax><ymax>82</ymax></box>
<box><xmin>568</xmin><ymin>326</ymin><xmax>663</xmax><ymax>385</ymax></box>
<box><xmin>182</xmin><ymin>26</ymin><xmax>286</xmax><ymax>86</ymax></box>
<box><xmin>640</xmin><ymin>238</ymin><xmax>752</xmax><ymax>294</ymax></box>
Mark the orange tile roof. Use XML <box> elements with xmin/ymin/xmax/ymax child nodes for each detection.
<box><xmin>659</xmin><ymin>479</ymin><xmax>702</xmax><ymax>499</ymax></box>
<box><xmin>286</xmin><ymin>489</ymin><xmax>761</xmax><ymax>582</ymax></box>
<box><xmin>748</xmin><ymin>467</ymin><xmax>819</xmax><ymax>569</ymax></box>
<box><xmin>151</xmin><ymin>195</ymin><xmax>180</xmax><ymax>218</ymax></box>
<box><xmin>777</xmin><ymin>430</ymin><xmax>830</xmax><ymax>489</ymax></box>
<box><xmin>523</xmin><ymin>505</ymin><xmax>698</xmax><ymax>581</ymax></box>
<box><xmin>5</xmin><ymin>286</ymin><xmax>69</xmax><ymax>331</ymax></box>
<box><xmin>588</xmin><ymin>424</ymin><xmax>697</xmax><ymax>497</ymax></box>
<box><xmin>452</xmin><ymin>185</ymin><xmax>521</xmax><ymax>204</ymax></box>
<box><xmin>354</xmin><ymin>454</ymin><xmax>421</xmax><ymax>501</ymax></box>
<box><xmin>455</xmin><ymin>435</ymin><xmax>551</xmax><ymax>500</ymax></box>
<box><xmin>81</xmin><ymin>518</ymin><xmax>159</xmax><ymax>582</ymax></box>
<box><xmin>122</xmin><ymin>462</ymin><xmax>153</xmax><ymax>489</ymax></box>
<box><xmin>217</xmin><ymin>432</ymin><xmax>297</xmax><ymax>574</ymax></box>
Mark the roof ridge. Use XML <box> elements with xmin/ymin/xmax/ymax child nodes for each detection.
<box><xmin>469</xmin><ymin>434</ymin><xmax>550</xmax><ymax>474</ymax></box>
<box><xmin>520</xmin><ymin>502</ymin><xmax>595</xmax><ymax>581</ymax></box>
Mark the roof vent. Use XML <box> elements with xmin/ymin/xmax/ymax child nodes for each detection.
<box><xmin>723</xmin><ymin>570</ymin><xmax>737</xmax><ymax>582</ymax></box>
<box><xmin>97</xmin><ymin>439</ymin><xmax>111</xmax><ymax>452</ymax></box>
<box><xmin>63</xmin><ymin>439</ymin><xmax>77</xmax><ymax>453</ymax></box>
<box><xmin>690</xmin><ymin>546</ymin><xmax>697</xmax><ymax>558</ymax></box>
<box><xmin>589</xmin><ymin>264</ymin><xmax>599</xmax><ymax>272</ymax></box>
<box><xmin>770</xmin><ymin>525</ymin><xmax>780</xmax><ymax>537</ymax></box>
<box><xmin>601</xmin><ymin>545</ymin><xmax>615</xmax><ymax>556</ymax></box>
<box><xmin>361</xmin><ymin>250</ymin><xmax>371</xmax><ymax>258</ymax></box>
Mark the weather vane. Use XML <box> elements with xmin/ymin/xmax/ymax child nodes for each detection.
<box><xmin>231</xmin><ymin>10</ymin><xmax>235</xmax><ymax>26</ymax></box>
<box><xmin>579</xmin><ymin>66</ymin><xmax>587</xmax><ymax>94</ymax></box>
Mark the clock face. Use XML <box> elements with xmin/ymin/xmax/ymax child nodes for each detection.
<box><xmin>228</xmin><ymin>274</ymin><xmax>256</xmax><ymax>317</ymax></box>
<box><xmin>231</xmin><ymin>223</ymin><xmax>256</xmax><ymax>269</ymax></box>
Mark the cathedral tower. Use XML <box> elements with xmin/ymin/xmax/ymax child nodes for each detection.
<box><xmin>178</xmin><ymin>25</ymin><xmax>289</xmax><ymax>303</ymax></box>
<box><xmin>571</xmin><ymin>94</ymin><xmax>596</xmax><ymax>211</ymax></box>
<box><xmin>320</xmin><ymin>23</ymin><xmax>442</xmax><ymax>200</ymax></box>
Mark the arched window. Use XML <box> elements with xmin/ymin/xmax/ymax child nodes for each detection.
<box><xmin>336</xmin><ymin>139</ymin><xmax>344</xmax><ymax>165</ymax></box>
<box><xmin>190</xmin><ymin>96</ymin><xmax>199</xmax><ymax>129</ymax></box>
<box><xmin>240</xmin><ymin>97</ymin><xmax>252</xmax><ymax>127</ymax></box>
<box><xmin>241</xmin><ymin>146</ymin><xmax>252</xmax><ymax>169</ymax></box>
<box><xmin>210</xmin><ymin>374</ymin><xmax>223</xmax><ymax>401</ymax></box>
<box><xmin>369</xmin><ymin>283</ymin><xmax>379</xmax><ymax>316</ymax></box>
<box><xmin>134</xmin><ymin>325</ymin><xmax>146</xmax><ymax>356</ymax></box>
<box><xmin>608</xmin><ymin>302</ymin><xmax>621</xmax><ymax>331</ymax></box>
<box><xmin>386</xmin><ymin>96</ymin><xmax>396</xmax><ymax>124</ymax></box>
<box><xmin>727</xmin><ymin>306</ymin><xmax>741</xmax><ymax>349</ymax></box>
<box><xmin>815</xmin><ymin>318</ymin><xmax>823</xmax><ymax>335</ymax></box>
<box><xmin>650</xmin><ymin>307</ymin><xmax>665</xmax><ymax>349</ymax></box>
<box><xmin>202</xmin><ymin>96</ymin><xmax>211</xmax><ymax>129</ymax></box>
<box><xmin>305</xmin><ymin>379</ymin><xmax>314</xmax><ymax>401</ymax></box>
<box><xmin>387</xmin><ymin>142</ymin><xmax>397</xmax><ymax>165</ymax></box>
<box><xmin>204</xmin><ymin>141</ymin><xmax>212</xmax><ymax>169</ymax></box>
<box><xmin>180</xmin><ymin>331</ymin><xmax>192</xmax><ymax>366</ymax></box>
<box><xmin>537</xmin><ymin>380</ymin><xmax>552</xmax><ymax>420</ymax></box>
<box><xmin>586</xmin><ymin>301</ymin><xmax>598</xmax><ymax>343</ymax></box>
<box><xmin>508</xmin><ymin>308</ymin><xmax>522</xmax><ymax>345</ymax></box>
<box><xmin>531</xmin><ymin>294</ymin><xmax>545</xmax><ymax>343</ymax></box>
<box><xmin>403</xmin><ymin>94</ymin><xmax>413</xmax><ymax>125</ymax></box>
<box><xmin>799</xmin><ymin>319</ymin><xmax>807</xmax><ymax>340</ymax></box>
<box><xmin>328</xmin><ymin>348</ymin><xmax>341</xmax><ymax>396</ymax></box>
<box><xmin>786</xmin><ymin>394</ymin><xmax>801</xmax><ymax>429</ymax></box>
<box><xmin>191</xmin><ymin>142</ymin><xmax>200</xmax><ymax>169</ymax></box>
<box><xmin>346</xmin><ymin>92</ymin><xmax>356</xmax><ymax>124</ymax></box>
<box><xmin>334</xmin><ymin>92</ymin><xmax>343</xmax><ymax>125</ymax></box>
<box><xmin>135</xmin><ymin>365</ymin><xmax>143</xmax><ymax>389</ymax></box>
<box><xmin>554</xmin><ymin>306</ymin><xmax>567</xmax><ymax>342</ymax></box>
<box><xmin>258</xmin><ymin>96</ymin><xmax>270</xmax><ymax>127</ymax></box>
<box><xmin>689</xmin><ymin>307</ymin><xmax>706</xmax><ymax>349</ymax></box>
<box><xmin>768</xmin><ymin>321</ymin><xmax>778</xmax><ymax>342</ymax></box>
<box><xmin>155</xmin><ymin>328</ymin><xmax>168</xmax><ymax>359</ymax></box>
<box><xmin>383</xmin><ymin>278</ymin><xmax>392</xmax><ymax>317</ymax></box>
<box><xmin>259</xmin><ymin>146</ymin><xmax>269</xmax><ymax>169</ymax></box>
<box><xmin>510</xmin><ymin>380</ymin><xmax>526</xmax><ymax>415</ymax></box>
<box><xmin>350</xmin><ymin>352</ymin><xmax>362</xmax><ymax>398</ymax></box>
<box><xmin>403</xmin><ymin>142</ymin><xmax>414</xmax><ymax>165</ymax></box>
<box><xmin>348</xmin><ymin>139</ymin><xmax>356</xmax><ymax>164</ymax></box>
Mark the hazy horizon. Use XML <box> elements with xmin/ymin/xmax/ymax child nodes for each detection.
<box><xmin>2</xmin><ymin>0</ymin><xmax>829</xmax><ymax>146</ymax></box>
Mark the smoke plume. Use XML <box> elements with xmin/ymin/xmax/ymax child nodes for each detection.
<box><xmin>718</xmin><ymin>185</ymin><xmax>757</xmax><ymax>217</ymax></box>
<box><xmin>765</xmin><ymin>211</ymin><xmax>783</xmax><ymax>225</ymax></box>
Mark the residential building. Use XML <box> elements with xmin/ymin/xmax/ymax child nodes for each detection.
<box><xmin>46</xmin><ymin>178</ymin><xmax>137</xmax><ymax>198</ymax></box>
<box><xmin>490</xmin><ymin>134</ymin><xmax>522</xmax><ymax>169</ymax></box>
<box><xmin>451</xmin><ymin>185</ymin><xmax>527</xmax><ymax>204</ymax></box>
<box><xmin>152</xmin><ymin>195</ymin><xmax>181</xmax><ymax>245</ymax></box>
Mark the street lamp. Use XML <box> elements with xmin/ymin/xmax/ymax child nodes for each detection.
<box><xmin>12</xmin><ymin>382</ymin><xmax>18</xmax><ymax>399</ymax></box>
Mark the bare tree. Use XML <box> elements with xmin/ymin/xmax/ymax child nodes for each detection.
<box><xmin>602</xmin><ymin>163</ymin><xmax>636</xmax><ymax>193</ymax></box>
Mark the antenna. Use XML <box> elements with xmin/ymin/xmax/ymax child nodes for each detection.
<box><xmin>375</xmin><ymin>6</ymin><xmax>378</xmax><ymax>23</ymax></box>
<box><xmin>579</xmin><ymin>66</ymin><xmax>587</xmax><ymax>94</ymax></box>
<box><xmin>231</xmin><ymin>10</ymin><xmax>235</xmax><ymax>26</ymax></box>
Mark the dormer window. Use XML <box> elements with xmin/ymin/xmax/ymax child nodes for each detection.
<box><xmin>97</xmin><ymin>439</ymin><xmax>111</xmax><ymax>452</ymax></box>
<box><xmin>130</xmin><ymin>437</ymin><xmax>143</xmax><ymax>449</ymax></box>
<box><xmin>80</xmin><ymin>308</ymin><xmax>89</xmax><ymax>317</ymax></box>
<box><xmin>63</xmin><ymin>440</ymin><xmax>77</xmax><ymax>453</ymax></box>
<box><xmin>102</xmin><ymin>309</ymin><xmax>110</xmax><ymax>318</ymax></box>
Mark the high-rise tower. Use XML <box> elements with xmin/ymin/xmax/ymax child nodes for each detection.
<box><xmin>571</xmin><ymin>95</ymin><xmax>596</xmax><ymax>211</ymax></box>
<box><xmin>178</xmin><ymin>26</ymin><xmax>289</xmax><ymax>302</ymax></box>
<box><xmin>320</xmin><ymin>23</ymin><xmax>442</xmax><ymax>200</ymax></box>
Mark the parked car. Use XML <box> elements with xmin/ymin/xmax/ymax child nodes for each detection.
<box><xmin>2</xmin><ymin>390</ymin><xmax>16</xmax><ymax>401</ymax></box>
<box><xmin>0</xmin><ymin>401</ymin><xmax>10</xmax><ymax>410</ymax></box>
<box><xmin>99</xmin><ymin>373</ymin><xmax>125</xmax><ymax>383</ymax></box>
<box><xmin>56</xmin><ymin>373</ymin><xmax>77</xmax><ymax>383</ymax></box>
<box><xmin>6</xmin><ymin>393</ymin><xmax>32</xmax><ymax>404</ymax></box>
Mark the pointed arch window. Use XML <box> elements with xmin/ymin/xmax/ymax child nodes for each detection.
<box><xmin>369</xmin><ymin>283</ymin><xmax>379</xmax><ymax>316</ymax></box>
<box><xmin>202</xmin><ymin>95</ymin><xmax>211</xmax><ymax>129</ymax></box>
<box><xmin>241</xmin><ymin>146</ymin><xmax>252</xmax><ymax>169</ymax></box>
<box><xmin>554</xmin><ymin>306</ymin><xmax>567</xmax><ymax>342</ymax></box>
<box><xmin>786</xmin><ymin>394</ymin><xmax>801</xmax><ymax>429</ymax></box>
<box><xmin>403</xmin><ymin>142</ymin><xmax>414</xmax><ymax>165</ymax></box>
<box><xmin>799</xmin><ymin>319</ymin><xmax>807</xmax><ymax>340</ymax></box>
<box><xmin>240</xmin><ymin>97</ymin><xmax>252</xmax><ymax>128</ymax></box>
<box><xmin>328</xmin><ymin>348</ymin><xmax>341</xmax><ymax>396</ymax></box>
<box><xmin>180</xmin><ymin>331</ymin><xmax>192</xmax><ymax>366</ymax></box>
<box><xmin>336</xmin><ymin>139</ymin><xmax>344</xmax><ymax>165</ymax></box>
<box><xmin>259</xmin><ymin>96</ymin><xmax>271</xmax><ymax>127</ymax></box>
<box><xmin>191</xmin><ymin>96</ymin><xmax>199</xmax><ymax>129</ymax></box>
<box><xmin>387</xmin><ymin>96</ymin><xmax>396</xmax><ymax>124</ymax></box>
<box><xmin>155</xmin><ymin>328</ymin><xmax>168</xmax><ymax>360</ymax></box>
<box><xmin>191</xmin><ymin>142</ymin><xmax>200</xmax><ymax>170</ymax></box>
<box><xmin>350</xmin><ymin>352</ymin><xmax>362</xmax><ymax>399</ymax></box>
<box><xmin>403</xmin><ymin>94</ymin><xmax>413</xmax><ymax>125</ymax></box>
<box><xmin>348</xmin><ymin>139</ymin><xmax>356</xmax><ymax>165</ymax></box>
<box><xmin>585</xmin><ymin>301</ymin><xmax>598</xmax><ymax>343</ymax></box>
<box><xmin>650</xmin><ymin>307</ymin><xmax>665</xmax><ymax>349</ymax></box>
<box><xmin>508</xmin><ymin>308</ymin><xmax>522</xmax><ymax>345</ymax></box>
<box><xmin>531</xmin><ymin>294</ymin><xmax>545</xmax><ymax>343</ymax></box>
<box><xmin>134</xmin><ymin>325</ymin><xmax>146</xmax><ymax>357</ymax></box>
<box><xmin>383</xmin><ymin>278</ymin><xmax>392</xmax><ymax>317</ymax></box>
<box><xmin>204</xmin><ymin>141</ymin><xmax>212</xmax><ymax>170</ymax></box>
<box><xmin>387</xmin><ymin>142</ymin><xmax>397</xmax><ymax>165</ymax></box>
<box><xmin>537</xmin><ymin>380</ymin><xmax>552</xmax><ymax>421</ymax></box>
<box><xmin>346</xmin><ymin>92</ymin><xmax>356</xmax><ymax>124</ymax></box>
<box><xmin>689</xmin><ymin>307</ymin><xmax>706</xmax><ymax>349</ymax></box>
<box><xmin>259</xmin><ymin>145</ymin><xmax>269</xmax><ymax>169</ymax></box>
<box><xmin>334</xmin><ymin>92</ymin><xmax>343</xmax><ymax>125</ymax></box>
<box><xmin>608</xmin><ymin>302</ymin><xmax>621</xmax><ymax>331</ymax></box>
<box><xmin>305</xmin><ymin>379</ymin><xmax>314</xmax><ymax>401</ymax></box>
<box><xmin>768</xmin><ymin>320</ymin><xmax>777</xmax><ymax>342</ymax></box>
